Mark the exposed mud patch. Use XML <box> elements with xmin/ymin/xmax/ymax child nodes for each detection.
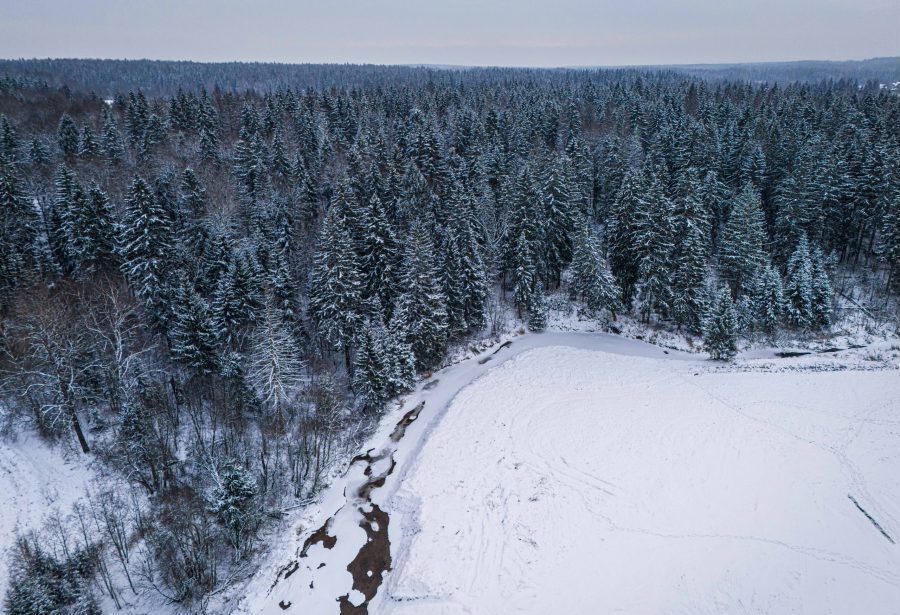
<box><xmin>300</xmin><ymin>519</ymin><xmax>337</xmax><ymax>557</ymax></box>
<box><xmin>337</xmin><ymin>503</ymin><xmax>392</xmax><ymax>614</ymax></box>
<box><xmin>390</xmin><ymin>402</ymin><xmax>424</xmax><ymax>442</ymax></box>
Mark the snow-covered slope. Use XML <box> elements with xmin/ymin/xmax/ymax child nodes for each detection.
<box><xmin>241</xmin><ymin>332</ymin><xmax>900</xmax><ymax>614</ymax></box>
<box><xmin>379</xmin><ymin>346</ymin><xmax>900</xmax><ymax>614</ymax></box>
<box><xmin>0</xmin><ymin>434</ymin><xmax>94</xmax><ymax>598</ymax></box>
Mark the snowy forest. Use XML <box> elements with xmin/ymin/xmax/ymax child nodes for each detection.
<box><xmin>0</xmin><ymin>60</ymin><xmax>899</xmax><ymax>613</ymax></box>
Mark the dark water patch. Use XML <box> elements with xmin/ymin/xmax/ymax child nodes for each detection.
<box><xmin>492</xmin><ymin>340</ymin><xmax>513</xmax><ymax>355</ymax></box>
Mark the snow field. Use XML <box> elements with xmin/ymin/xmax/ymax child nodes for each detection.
<box><xmin>377</xmin><ymin>346</ymin><xmax>900</xmax><ymax>614</ymax></box>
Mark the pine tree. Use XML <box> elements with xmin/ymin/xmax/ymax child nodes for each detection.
<box><xmin>704</xmin><ymin>286</ymin><xmax>738</xmax><ymax>361</ymax></box>
<box><xmin>395</xmin><ymin>222</ymin><xmax>448</xmax><ymax>370</ymax></box>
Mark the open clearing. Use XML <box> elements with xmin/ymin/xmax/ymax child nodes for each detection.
<box><xmin>378</xmin><ymin>346</ymin><xmax>900</xmax><ymax>614</ymax></box>
<box><xmin>248</xmin><ymin>334</ymin><xmax>900</xmax><ymax>615</ymax></box>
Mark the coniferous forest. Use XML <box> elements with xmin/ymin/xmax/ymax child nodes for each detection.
<box><xmin>0</xmin><ymin>60</ymin><xmax>898</xmax><ymax>612</ymax></box>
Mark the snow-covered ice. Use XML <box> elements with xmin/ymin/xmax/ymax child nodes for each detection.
<box><xmin>379</xmin><ymin>346</ymin><xmax>900</xmax><ymax>614</ymax></box>
<box><xmin>242</xmin><ymin>331</ymin><xmax>900</xmax><ymax>615</ymax></box>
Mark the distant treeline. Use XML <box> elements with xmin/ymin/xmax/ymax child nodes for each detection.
<box><xmin>1</xmin><ymin>57</ymin><xmax>899</xmax><ymax>97</ymax></box>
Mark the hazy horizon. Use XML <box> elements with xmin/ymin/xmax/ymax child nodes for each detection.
<box><xmin>1</xmin><ymin>0</ymin><xmax>897</xmax><ymax>68</ymax></box>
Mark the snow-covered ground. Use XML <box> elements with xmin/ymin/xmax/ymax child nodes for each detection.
<box><xmin>380</xmin><ymin>347</ymin><xmax>900</xmax><ymax>614</ymax></box>
<box><xmin>0</xmin><ymin>434</ymin><xmax>95</xmax><ymax>598</ymax></box>
<box><xmin>241</xmin><ymin>330</ymin><xmax>900</xmax><ymax>614</ymax></box>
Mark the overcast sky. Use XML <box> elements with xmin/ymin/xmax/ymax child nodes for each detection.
<box><xmin>1</xmin><ymin>0</ymin><xmax>897</xmax><ymax>67</ymax></box>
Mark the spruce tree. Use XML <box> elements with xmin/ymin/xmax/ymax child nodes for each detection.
<box><xmin>170</xmin><ymin>281</ymin><xmax>220</xmax><ymax>373</ymax></box>
<box><xmin>750</xmin><ymin>263</ymin><xmax>785</xmax><ymax>337</ymax></box>
<box><xmin>0</xmin><ymin>151</ymin><xmax>43</xmax><ymax>307</ymax></box>
<box><xmin>636</xmin><ymin>171</ymin><xmax>675</xmax><ymax>322</ymax></box>
<box><xmin>100</xmin><ymin>105</ymin><xmax>125</xmax><ymax>163</ymax></box>
<box><xmin>704</xmin><ymin>286</ymin><xmax>738</xmax><ymax>361</ymax></box>
<box><xmin>784</xmin><ymin>233</ymin><xmax>815</xmax><ymax>329</ymax></box>
<box><xmin>56</xmin><ymin>114</ymin><xmax>79</xmax><ymax>159</ymax></box>
<box><xmin>527</xmin><ymin>280</ymin><xmax>549</xmax><ymax>331</ymax></box>
<box><xmin>569</xmin><ymin>218</ymin><xmax>620</xmax><ymax>318</ymax></box>
<box><xmin>810</xmin><ymin>246</ymin><xmax>833</xmax><ymax>330</ymax></box>
<box><xmin>541</xmin><ymin>155</ymin><xmax>576</xmax><ymax>286</ymax></box>
<box><xmin>877</xmin><ymin>193</ymin><xmax>900</xmax><ymax>293</ymax></box>
<box><xmin>607</xmin><ymin>167</ymin><xmax>644</xmax><ymax>305</ymax></box>
<box><xmin>211</xmin><ymin>250</ymin><xmax>263</xmax><ymax>345</ymax></box>
<box><xmin>73</xmin><ymin>185</ymin><xmax>118</xmax><ymax>274</ymax></box>
<box><xmin>308</xmin><ymin>199</ymin><xmax>366</xmax><ymax>368</ymax></box>
<box><xmin>671</xmin><ymin>219</ymin><xmax>709</xmax><ymax>333</ymax></box>
<box><xmin>352</xmin><ymin>318</ymin><xmax>392</xmax><ymax>410</ymax></box>
<box><xmin>394</xmin><ymin>222</ymin><xmax>448</xmax><ymax>370</ymax></box>
<box><xmin>119</xmin><ymin>177</ymin><xmax>176</xmax><ymax>306</ymax></box>
<box><xmin>209</xmin><ymin>463</ymin><xmax>258</xmax><ymax>555</ymax></box>
<box><xmin>719</xmin><ymin>184</ymin><xmax>768</xmax><ymax>295</ymax></box>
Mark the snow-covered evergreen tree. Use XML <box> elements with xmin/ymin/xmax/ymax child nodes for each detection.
<box><xmin>750</xmin><ymin>263</ymin><xmax>785</xmax><ymax>337</ymax></box>
<box><xmin>607</xmin><ymin>167</ymin><xmax>644</xmax><ymax>305</ymax></box>
<box><xmin>308</xmin><ymin>197</ymin><xmax>366</xmax><ymax>368</ymax></box>
<box><xmin>719</xmin><ymin>184</ymin><xmax>768</xmax><ymax>295</ymax></box>
<box><xmin>569</xmin><ymin>218</ymin><xmax>619</xmax><ymax>318</ymax></box>
<box><xmin>209</xmin><ymin>462</ymin><xmax>258</xmax><ymax>555</ymax></box>
<box><xmin>395</xmin><ymin>222</ymin><xmax>448</xmax><ymax>370</ymax></box>
<box><xmin>784</xmin><ymin>233</ymin><xmax>815</xmax><ymax>329</ymax></box>
<box><xmin>119</xmin><ymin>176</ymin><xmax>177</xmax><ymax>307</ymax></box>
<box><xmin>810</xmin><ymin>246</ymin><xmax>833</xmax><ymax>330</ymax></box>
<box><xmin>704</xmin><ymin>286</ymin><xmax>738</xmax><ymax>361</ymax></box>
<box><xmin>170</xmin><ymin>281</ymin><xmax>219</xmax><ymax>373</ymax></box>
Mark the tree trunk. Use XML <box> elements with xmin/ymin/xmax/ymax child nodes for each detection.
<box><xmin>70</xmin><ymin>406</ymin><xmax>90</xmax><ymax>453</ymax></box>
